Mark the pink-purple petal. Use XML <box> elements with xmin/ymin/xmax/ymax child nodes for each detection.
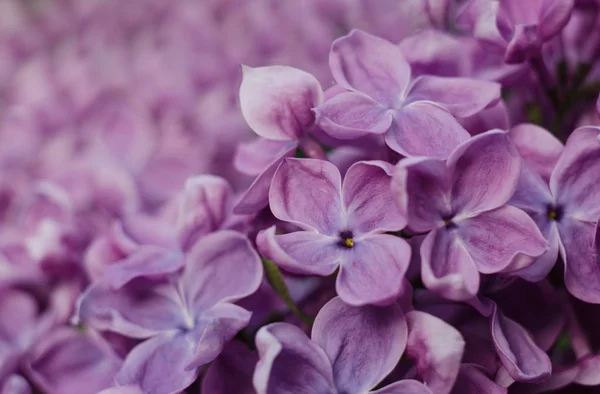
<box><xmin>115</xmin><ymin>331</ymin><xmax>200</xmax><ymax>394</ymax></box>
<box><xmin>420</xmin><ymin>228</ymin><xmax>480</xmax><ymax>301</ymax></box>
<box><xmin>26</xmin><ymin>328</ymin><xmax>121</xmax><ymax>394</ymax></box>
<box><xmin>239</xmin><ymin>65</ymin><xmax>323</xmax><ymax>141</ymax></box>
<box><xmin>343</xmin><ymin>160</ymin><xmax>407</xmax><ymax>234</ymax></box>
<box><xmin>182</xmin><ymin>230</ymin><xmax>263</xmax><ymax>312</ymax></box>
<box><xmin>561</xmin><ymin>218</ymin><xmax>600</xmax><ymax>303</ymax></box>
<box><xmin>451</xmin><ymin>365</ymin><xmax>507</xmax><ymax>394</ymax></box>
<box><xmin>329</xmin><ymin>29</ymin><xmax>410</xmax><ymax>106</ymax></box>
<box><xmin>253</xmin><ymin>323</ymin><xmax>335</xmax><ymax>394</ymax></box>
<box><xmin>314</xmin><ymin>92</ymin><xmax>393</xmax><ymax>140</ymax></box>
<box><xmin>269</xmin><ymin>158</ymin><xmax>344</xmax><ymax>234</ymax></box>
<box><xmin>448</xmin><ymin>130</ymin><xmax>521</xmax><ymax>215</ymax></box>
<box><xmin>312</xmin><ymin>297</ymin><xmax>408</xmax><ymax>393</ymax></box>
<box><xmin>508</xmin><ymin>124</ymin><xmax>563</xmax><ymax>182</ymax></box>
<box><xmin>406</xmin><ymin>76</ymin><xmax>501</xmax><ymax>118</ymax></box>
<box><xmin>490</xmin><ymin>304</ymin><xmax>552</xmax><ymax>382</ymax></box>
<box><xmin>456</xmin><ymin>206</ymin><xmax>548</xmax><ymax>274</ymax></box>
<box><xmin>551</xmin><ymin>126</ymin><xmax>600</xmax><ymax>219</ymax></box>
<box><xmin>336</xmin><ymin>234</ymin><xmax>411</xmax><ymax>306</ymax></box>
<box><xmin>392</xmin><ymin>157</ymin><xmax>451</xmax><ymax>232</ymax></box>
<box><xmin>201</xmin><ymin>341</ymin><xmax>257</xmax><ymax>394</ymax></box>
<box><xmin>405</xmin><ymin>311</ymin><xmax>465</xmax><ymax>394</ymax></box>
<box><xmin>256</xmin><ymin>226</ymin><xmax>341</xmax><ymax>276</ymax></box>
<box><xmin>385</xmin><ymin>102</ymin><xmax>470</xmax><ymax>159</ymax></box>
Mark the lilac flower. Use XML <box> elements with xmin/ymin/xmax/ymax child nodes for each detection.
<box><xmin>234</xmin><ymin>65</ymin><xmax>324</xmax><ymax>214</ymax></box>
<box><xmin>76</xmin><ymin>231</ymin><xmax>263</xmax><ymax>394</ymax></box>
<box><xmin>314</xmin><ymin>29</ymin><xmax>501</xmax><ymax>158</ymax></box>
<box><xmin>25</xmin><ymin>327</ymin><xmax>122</xmax><ymax>394</ymax></box>
<box><xmin>509</xmin><ymin>125</ymin><xmax>600</xmax><ymax>302</ymax></box>
<box><xmin>92</xmin><ymin>175</ymin><xmax>241</xmax><ymax>288</ymax></box>
<box><xmin>393</xmin><ymin>130</ymin><xmax>548</xmax><ymax>300</ymax></box>
<box><xmin>458</xmin><ymin>0</ymin><xmax>574</xmax><ymax>63</ymax></box>
<box><xmin>257</xmin><ymin>158</ymin><xmax>411</xmax><ymax>306</ymax></box>
<box><xmin>253</xmin><ymin>296</ymin><xmax>433</xmax><ymax>394</ymax></box>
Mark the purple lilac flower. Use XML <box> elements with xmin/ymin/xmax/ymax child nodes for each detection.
<box><xmin>253</xmin><ymin>296</ymin><xmax>435</xmax><ymax>394</ymax></box>
<box><xmin>509</xmin><ymin>125</ymin><xmax>600</xmax><ymax>302</ymax></box>
<box><xmin>314</xmin><ymin>29</ymin><xmax>501</xmax><ymax>158</ymax></box>
<box><xmin>257</xmin><ymin>158</ymin><xmax>411</xmax><ymax>306</ymax></box>
<box><xmin>76</xmin><ymin>231</ymin><xmax>263</xmax><ymax>394</ymax></box>
<box><xmin>393</xmin><ymin>129</ymin><xmax>548</xmax><ymax>300</ymax></box>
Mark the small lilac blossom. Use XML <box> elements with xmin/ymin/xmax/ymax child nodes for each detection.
<box><xmin>91</xmin><ymin>175</ymin><xmax>241</xmax><ymax>288</ymax></box>
<box><xmin>457</xmin><ymin>0</ymin><xmax>574</xmax><ymax>63</ymax></box>
<box><xmin>25</xmin><ymin>327</ymin><xmax>122</xmax><ymax>394</ymax></box>
<box><xmin>509</xmin><ymin>125</ymin><xmax>600</xmax><ymax>302</ymax></box>
<box><xmin>75</xmin><ymin>231</ymin><xmax>263</xmax><ymax>394</ymax></box>
<box><xmin>257</xmin><ymin>158</ymin><xmax>411</xmax><ymax>306</ymax></box>
<box><xmin>253</xmin><ymin>296</ymin><xmax>433</xmax><ymax>394</ymax></box>
<box><xmin>393</xmin><ymin>130</ymin><xmax>548</xmax><ymax>300</ymax></box>
<box><xmin>314</xmin><ymin>29</ymin><xmax>501</xmax><ymax>158</ymax></box>
<box><xmin>234</xmin><ymin>65</ymin><xmax>324</xmax><ymax>214</ymax></box>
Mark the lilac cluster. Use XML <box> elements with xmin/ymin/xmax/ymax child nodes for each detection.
<box><xmin>2</xmin><ymin>0</ymin><xmax>600</xmax><ymax>393</ymax></box>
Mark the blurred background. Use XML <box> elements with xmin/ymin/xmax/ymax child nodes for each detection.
<box><xmin>0</xmin><ymin>0</ymin><xmax>449</xmax><ymax>222</ymax></box>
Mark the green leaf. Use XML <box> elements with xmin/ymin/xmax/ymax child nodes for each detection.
<box><xmin>262</xmin><ymin>258</ymin><xmax>314</xmax><ymax>324</ymax></box>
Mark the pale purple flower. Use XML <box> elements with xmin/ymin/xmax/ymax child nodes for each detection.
<box><xmin>253</xmin><ymin>296</ymin><xmax>433</xmax><ymax>394</ymax></box>
<box><xmin>393</xmin><ymin>130</ymin><xmax>548</xmax><ymax>300</ymax></box>
<box><xmin>257</xmin><ymin>158</ymin><xmax>411</xmax><ymax>306</ymax></box>
<box><xmin>76</xmin><ymin>231</ymin><xmax>263</xmax><ymax>394</ymax></box>
<box><xmin>508</xmin><ymin>125</ymin><xmax>600</xmax><ymax>302</ymax></box>
<box><xmin>25</xmin><ymin>327</ymin><xmax>122</xmax><ymax>394</ymax></box>
<box><xmin>314</xmin><ymin>29</ymin><xmax>501</xmax><ymax>158</ymax></box>
<box><xmin>458</xmin><ymin>0</ymin><xmax>574</xmax><ymax>63</ymax></box>
<box><xmin>234</xmin><ymin>65</ymin><xmax>324</xmax><ymax>214</ymax></box>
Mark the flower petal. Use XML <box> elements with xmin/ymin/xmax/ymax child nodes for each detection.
<box><xmin>343</xmin><ymin>160</ymin><xmax>407</xmax><ymax>234</ymax></box>
<box><xmin>329</xmin><ymin>29</ymin><xmax>410</xmax><ymax>106</ymax></box>
<box><xmin>182</xmin><ymin>231</ymin><xmax>262</xmax><ymax>312</ymax></box>
<box><xmin>456</xmin><ymin>206</ymin><xmax>548</xmax><ymax>274</ymax></box>
<box><xmin>385</xmin><ymin>102</ymin><xmax>470</xmax><ymax>159</ymax></box>
<box><xmin>75</xmin><ymin>281</ymin><xmax>185</xmax><ymax>338</ymax></box>
<box><xmin>256</xmin><ymin>226</ymin><xmax>341</xmax><ymax>276</ymax></box>
<box><xmin>115</xmin><ymin>331</ymin><xmax>200</xmax><ymax>394</ymax></box>
<box><xmin>421</xmin><ymin>228</ymin><xmax>480</xmax><ymax>301</ymax></box>
<box><xmin>508</xmin><ymin>123</ymin><xmax>563</xmax><ymax>182</ymax></box>
<box><xmin>560</xmin><ymin>218</ymin><xmax>600</xmax><ymax>303</ymax></box>
<box><xmin>103</xmin><ymin>246</ymin><xmax>184</xmax><ymax>289</ymax></box>
<box><xmin>312</xmin><ymin>297</ymin><xmax>408</xmax><ymax>393</ymax></box>
<box><xmin>253</xmin><ymin>323</ymin><xmax>335</xmax><ymax>394</ymax></box>
<box><xmin>371</xmin><ymin>380</ymin><xmax>433</xmax><ymax>394</ymax></box>
<box><xmin>336</xmin><ymin>234</ymin><xmax>411</xmax><ymax>306</ymax></box>
<box><xmin>26</xmin><ymin>328</ymin><xmax>121</xmax><ymax>394</ymax></box>
<box><xmin>392</xmin><ymin>157</ymin><xmax>451</xmax><ymax>232</ymax></box>
<box><xmin>405</xmin><ymin>311</ymin><xmax>465</xmax><ymax>394</ymax></box>
<box><xmin>407</xmin><ymin>76</ymin><xmax>500</xmax><ymax>118</ymax></box>
<box><xmin>575</xmin><ymin>354</ymin><xmax>600</xmax><ymax>385</ymax></box>
<box><xmin>235</xmin><ymin>138</ymin><xmax>294</xmax><ymax>176</ymax></box>
<box><xmin>448</xmin><ymin>130</ymin><xmax>521</xmax><ymax>215</ymax></box>
<box><xmin>233</xmin><ymin>141</ymin><xmax>297</xmax><ymax>215</ymax></box>
<box><xmin>551</xmin><ymin>126</ymin><xmax>600</xmax><ymax>219</ymax></box>
<box><xmin>269</xmin><ymin>158</ymin><xmax>344</xmax><ymax>235</ymax></box>
<box><xmin>314</xmin><ymin>92</ymin><xmax>393</xmax><ymax>139</ymax></box>
<box><xmin>490</xmin><ymin>303</ymin><xmax>552</xmax><ymax>382</ymax></box>
<box><xmin>239</xmin><ymin>65</ymin><xmax>323</xmax><ymax>141</ymax></box>
<box><xmin>176</xmin><ymin>175</ymin><xmax>233</xmax><ymax>251</ymax></box>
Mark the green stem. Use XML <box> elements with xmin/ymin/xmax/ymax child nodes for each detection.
<box><xmin>261</xmin><ymin>258</ymin><xmax>315</xmax><ymax>324</ymax></box>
